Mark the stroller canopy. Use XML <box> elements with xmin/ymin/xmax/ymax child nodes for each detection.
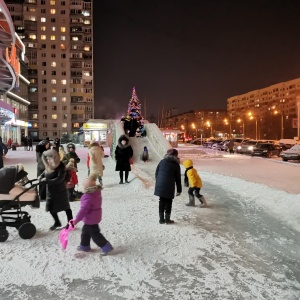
<box><xmin>0</xmin><ymin>165</ymin><xmax>28</xmax><ymax>194</ymax></box>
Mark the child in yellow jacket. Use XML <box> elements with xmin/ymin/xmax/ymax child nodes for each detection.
<box><xmin>182</xmin><ymin>159</ymin><xmax>207</xmax><ymax>207</ymax></box>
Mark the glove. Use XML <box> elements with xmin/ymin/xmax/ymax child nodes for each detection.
<box><xmin>176</xmin><ymin>193</ymin><xmax>181</xmax><ymax>197</ymax></box>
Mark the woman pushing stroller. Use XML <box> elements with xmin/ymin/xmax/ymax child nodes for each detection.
<box><xmin>39</xmin><ymin>149</ymin><xmax>73</xmax><ymax>230</ymax></box>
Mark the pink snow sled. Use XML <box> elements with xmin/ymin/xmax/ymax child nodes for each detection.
<box><xmin>59</xmin><ymin>220</ymin><xmax>75</xmax><ymax>250</ymax></box>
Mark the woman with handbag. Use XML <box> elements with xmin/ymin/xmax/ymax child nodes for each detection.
<box><xmin>115</xmin><ymin>134</ymin><xmax>133</xmax><ymax>184</ymax></box>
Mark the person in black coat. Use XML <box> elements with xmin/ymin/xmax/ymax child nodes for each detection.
<box><xmin>0</xmin><ymin>137</ymin><xmax>8</xmax><ymax>169</ymax></box>
<box><xmin>40</xmin><ymin>149</ymin><xmax>73</xmax><ymax>230</ymax></box>
<box><xmin>36</xmin><ymin>140</ymin><xmax>51</xmax><ymax>201</ymax></box>
<box><xmin>154</xmin><ymin>148</ymin><xmax>182</xmax><ymax>224</ymax></box>
<box><xmin>115</xmin><ymin>134</ymin><xmax>133</xmax><ymax>184</ymax></box>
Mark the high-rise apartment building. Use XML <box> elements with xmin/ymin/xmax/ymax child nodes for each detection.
<box><xmin>5</xmin><ymin>0</ymin><xmax>93</xmax><ymax>140</ymax></box>
<box><xmin>227</xmin><ymin>78</ymin><xmax>300</xmax><ymax>140</ymax></box>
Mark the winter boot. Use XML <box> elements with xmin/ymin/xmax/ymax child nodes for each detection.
<box><xmin>159</xmin><ymin>212</ymin><xmax>165</xmax><ymax>224</ymax></box>
<box><xmin>165</xmin><ymin>213</ymin><xmax>174</xmax><ymax>224</ymax></box>
<box><xmin>49</xmin><ymin>221</ymin><xmax>62</xmax><ymax>231</ymax></box>
<box><xmin>198</xmin><ymin>195</ymin><xmax>208</xmax><ymax>207</ymax></box>
<box><xmin>100</xmin><ymin>242</ymin><xmax>114</xmax><ymax>256</ymax></box>
<box><xmin>185</xmin><ymin>194</ymin><xmax>195</xmax><ymax>206</ymax></box>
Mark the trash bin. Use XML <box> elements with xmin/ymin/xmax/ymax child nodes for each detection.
<box><xmin>12</xmin><ymin>144</ymin><xmax>17</xmax><ymax>151</ymax></box>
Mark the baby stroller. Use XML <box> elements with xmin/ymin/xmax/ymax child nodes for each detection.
<box><xmin>0</xmin><ymin>165</ymin><xmax>40</xmax><ymax>242</ymax></box>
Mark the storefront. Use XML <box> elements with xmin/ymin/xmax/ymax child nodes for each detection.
<box><xmin>160</xmin><ymin>129</ymin><xmax>184</xmax><ymax>147</ymax></box>
<box><xmin>83</xmin><ymin>119</ymin><xmax>115</xmax><ymax>147</ymax></box>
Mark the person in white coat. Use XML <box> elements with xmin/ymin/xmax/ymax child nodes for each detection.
<box><xmin>88</xmin><ymin>142</ymin><xmax>105</xmax><ymax>186</ymax></box>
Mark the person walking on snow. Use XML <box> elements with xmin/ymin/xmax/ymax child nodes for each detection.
<box><xmin>115</xmin><ymin>134</ymin><xmax>133</xmax><ymax>184</ymax></box>
<box><xmin>88</xmin><ymin>142</ymin><xmax>105</xmax><ymax>186</ymax></box>
<box><xmin>182</xmin><ymin>159</ymin><xmax>207</xmax><ymax>207</ymax></box>
<box><xmin>154</xmin><ymin>148</ymin><xmax>182</xmax><ymax>224</ymax></box>
<box><xmin>73</xmin><ymin>173</ymin><xmax>113</xmax><ymax>256</ymax></box>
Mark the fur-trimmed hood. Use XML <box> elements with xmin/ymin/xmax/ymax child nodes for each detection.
<box><xmin>42</xmin><ymin>149</ymin><xmax>61</xmax><ymax>172</ymax></box>
<box><xmin>117</xmin><ymin>134</ymin><xmax>130</xmax><ymax>148</ymax></box>
<box><xmin>84</xmin><ymin>185</ymin><xmax>102</xmax><ymax>194</ymax></box>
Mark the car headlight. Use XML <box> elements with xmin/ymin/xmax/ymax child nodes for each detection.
<box><xmin>263</xmin><ymin>150</ymin><xmax>267</xmax><ymax>152</ymax></box>
<box><xmin>237</xmin><ymin>146</ymin><xmax>241</xmax><ymax>150</ymax></box>
<box><xmin>248</xmin><ymin>146</ymin><xmax>254</xmax><ymax>151</ymax></box>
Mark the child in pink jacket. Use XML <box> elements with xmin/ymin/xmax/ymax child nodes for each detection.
<box><xmin>73</xmin><ymin>173</ymin><xmax>113</xmax><ymax>256</ymax></box>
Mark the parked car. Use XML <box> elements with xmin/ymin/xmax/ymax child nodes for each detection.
<box><xmin>280</xmin><ymin>144</ymin><xmax>300</xmax><ymax>162</ymax></box>
<box><xmin>211</xmin><ymin>141</ymin><xmax>224</xmax><ymax>150</ymax></box>
<box><xmin>190</xmin><ymin>138</ymin><xmax>204</xmax><ymax>145</ymax></box>
<box><xmin>251</xmin><ymin>143</ymin><xmax>282</xmax><ymax>158</ymax></box>
<box><xmin>236</xmin><ymin>140</ymin><xmax>259</xmax><ymax>154</ymax></box>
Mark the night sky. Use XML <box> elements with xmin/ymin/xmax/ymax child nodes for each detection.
<box><xmin>93</xmin><ymin>0</ymin><xmax>300</xmax><ymax>120</ymax></box>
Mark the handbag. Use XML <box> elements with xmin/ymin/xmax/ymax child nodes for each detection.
<box><xmin>59</xmin><ymin>220</ymin><xmax>75</xmax><ymax>250</ymax></box>
<box><xmin>129</xmin><ymin>157</ymin><xmax>134</xmax><ymax>165</ymax></box>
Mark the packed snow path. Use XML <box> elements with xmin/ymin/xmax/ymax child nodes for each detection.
<box><xmin>0</xmin><ymin>146</ymin><xmax>299</xmax><ymax>300</ymax></box>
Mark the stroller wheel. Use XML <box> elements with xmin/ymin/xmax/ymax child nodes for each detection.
<box><xmin>19</xmin><ymin>223</ymin><xmax>36</xmax><ymax>240</ymax></box>
<box><xmin>0</xmin><ymin>228</ymin><xmax>9</xmax><ymax>242</ymax></box>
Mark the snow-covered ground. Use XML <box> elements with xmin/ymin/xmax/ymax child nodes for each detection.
<box><xmin>0</xmin><ymin>141</ymin><xmax>299</xmax><ymax>300</ymax></box>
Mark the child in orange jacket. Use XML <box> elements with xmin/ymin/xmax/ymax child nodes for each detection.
<box><xmin>66</xmin><ymin>158</ymin><xmax>78</xmax><ymax>202</ymax></box>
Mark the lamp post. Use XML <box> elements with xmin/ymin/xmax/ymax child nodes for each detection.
<box><xmin>274</xmin><ymin>110</ymin><xmax>284</xmax><ymax>139</ymax></box>
<box><xmin>224</xmin><ymin>118</ymin><xmax>232</xmax><ymax>139</ymax></box>
<box><xmin>248</xmin><ymin>112</ymin><xmax>258</xmax><ymax>140</ymax></box>
<box><xmin>237</xmin><ymin>118</ymin><xmax>245</xmax><ymax>138</ymax></box>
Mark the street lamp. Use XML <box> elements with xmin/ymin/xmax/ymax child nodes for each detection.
<box><xmin>206</xmin><ymin>121</ymin><xmax>213</xmax><ymax>137</ymax></box>
<box><xmin>274</xmin><ymin>110</ymin><xmax>284</xmax><ymax>139</ymax></box>
<box><xmin>248</xmin><ymin>112</ymin><xmax>258</xmax><ymax>140</ymax></box>
<box><xmin>237</xmin><ymin>118</ymin><xmax>245</xmax><ymax>138</ymax></box>
<box><xmin>224</xmin><ymin>118</ymin><xmax>232</xmax><ymax>139</ymax></box>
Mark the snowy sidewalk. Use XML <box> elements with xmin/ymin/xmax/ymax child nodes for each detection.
<box><xmin>0</xmin><ymin>147</ymin><xmax>299</xmax><ymax>300</ymax></box>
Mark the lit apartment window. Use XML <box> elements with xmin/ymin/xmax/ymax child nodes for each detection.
<box><xmin>61</xmin><ymin>36</ymin><xmax>66</xmax><ymax>41</ymax></box>
<box><xmin>41</xmin><ymin>35</ymin><xmax>46</xmax><ymax>40</ymax></box>
<box><xmin>51</xmin><ymin>27</ymin><xmax>56</xmax><ymax>31</ymax></box>
<box><xmin>50</xmin><ymin>0</ymin><xmax>55</xmax><ymax>5</ymax></box>
<box><xmin>84</xmin><ymin>20</ymin><xmax>91</xmax><ymax>25</ymax></box>
<box><xmin>52</xmin><ymin>97</ymin><xmax>57</xmax><ymax>102</ymax></box>
<box><xmin>52</xmin><ymin>88</ymin><xmax>57</xmax><ymax>93</ymax></box>
<box><xmin>41</xmin><ymin>17</ymin><xmax>46</xmax><ymax>23</ymax></box>
<box><xmin>51</xmin><ymin>9</ymin><xmax>56</xmax><ymax>14</ymax></box>
<box><xmin>41</xmin><ymin>26</ymin><xmax>46</xmax><ymax>31</ymax></box>
<box><xmin>61</xmin><ymin>44</ymin><xmax>66</xmax><ymax>50</ymax></box>
<box><xmin>50</xmin><ymin>36</ymin><xmax>56</xmax><ymax>41</ymax></box>
<box><xmin>52</xmin><ymin>114</ymin><xmax>57</xmax><ymax>120</ymax></box>
<box><xmin>62</xmin><ymin>123</ymin><xmax>67</xmax><ymax>128</ymax></box>
<box><xmin>72</xmin><ymin>37</ymin><xmax>79</xmax><ymax>41</ymax></box>
<box><xmin>51</xmin><ymin>62</ymin><xmax>56</xmax><ymax>67</ymax></box>
<box><xmin>62</xmin><ymin>97</ymin><xmax>66</xmax><ymax>102</ymax></box>
<box><xmin>84</xmin><ymin>46</ymin><xmax>90</xmax><ymax>51</ymax></box>
<box><xmin>29</xmin><ymin>34</ymin><xmax>36</xmax><ymax>40</ymax></box>
<box><xmin>83</xmin><ymin>71</ymin><xmax>90</xmax><ymax>76</ymax></box>
<box><xmin>51</xmin><ymin>79</ymin><xmax>56</xmax><ymax>84</ymax></box>
<box><xmin>61</xmin><ymin>27</ymin><xmax>66</xmax><ymax>32</ymax></box>
<box><xmin>61</xmin><ymin>80</ymin><xmax>67</xmax><ymax>85</ymax></box>
<box><xmin>73</xmin><ymin>123</ymin><xmax>80</xmax><ymax>128</ymax></box>
<box><xmin>33</xmin><ymin>114</ymin><xmax>38</xmax><ymax>119</ymax></box>
<box><xmin>33</xmin><ymin>123</ymin><xmax>38</xmax><ymax>128</ymax></box>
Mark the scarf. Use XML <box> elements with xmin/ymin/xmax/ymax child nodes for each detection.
<box><xmin>184</xmin><ymin>166</ymin><xmax>193</xmax><ymax>187</ymax></box>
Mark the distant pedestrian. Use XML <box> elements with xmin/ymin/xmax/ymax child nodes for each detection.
<box><xmin>154</xmin><ymin>148</ymin><xmax>182</xmax><ymax>224</ymax></box>
<box><xmin>28</xmin><ymin>136</ymin><xmax>33</xmax><ymax>151</ymax></box>
<box><xmin>24</xmin><ymin>136</ymin><xmax>28</xmax><ymax>151</ymax></box>
<box><xmin>182</xmin><ymin>159</ymin><xmax>207</xmax><ymax>207</ymax></box>
<box><xmin>7</xmin><ymin>138</ymin><xmax>12</xmax><ymax>149</ymax></box>
<box><xmin>228</xmin><ymin>140</ymin><xmax>234</xmax><ymax>154</ymax></box>
<box><xmin>73</xmin><ymin>173</ymin><xmax>113</xmax><ymax>255</ymax></box>
<box><xmin>89</xmin><ymin>142</ymin><xmax>105</xmax><ymax>186</ymax></box>
<box><xmin>0</xmin><ymin>136</ymin><xmax>8</xmax><ymax>169</ymax></box>
<box><xmin>62</xmin><ymin>143</ymin><xmax>80</xmax><ymax>170</ymax></box>
<box><xmin>115</xmin><ymin>134</ymin><xmax>133</xmax><ymax>184</ymax></box>
<box><xmin>65</xmin><ymin>158</ymin><xmax>78</xmax><ymax>202</ymax></box>
<box><xmin>140</xmin><ymin>146</ymin><xmax>149</xmax><ymax>162</ymax></box>
<box><xmin>59</xmin><ymin>145</ymin><xmax>66</xmax><ymax>161</ymax></box>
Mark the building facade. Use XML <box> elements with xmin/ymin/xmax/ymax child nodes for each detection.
<box><xmin>227</xmin><ymin>78</ymin><xmax>300</xmax><ymax>140</ymax></box>
<box><xmin>0</xmin><ymin>0</ymin><xmax>30</xmax><ymax>144</ymax></box>
<box><xmin>5</xmin><ymin>0</ymin><xmax>93</xmax><ymax>140</ymax></box>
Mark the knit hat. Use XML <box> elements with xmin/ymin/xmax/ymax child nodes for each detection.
<box><xmin>166</xmin><ymin>148</ymin><xmax>178</xmax><ymax>156</ymax></box>
<box><xmin>82</xmin><ymin>173</ymin><xmax>98</xmax><ymax>189</ymax></box>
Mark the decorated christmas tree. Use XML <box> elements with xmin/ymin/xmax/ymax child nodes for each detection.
<box><xmin>123</xmin><ymin>87</ymin><xmax>143</xmax><ymax>137</ymax></box>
